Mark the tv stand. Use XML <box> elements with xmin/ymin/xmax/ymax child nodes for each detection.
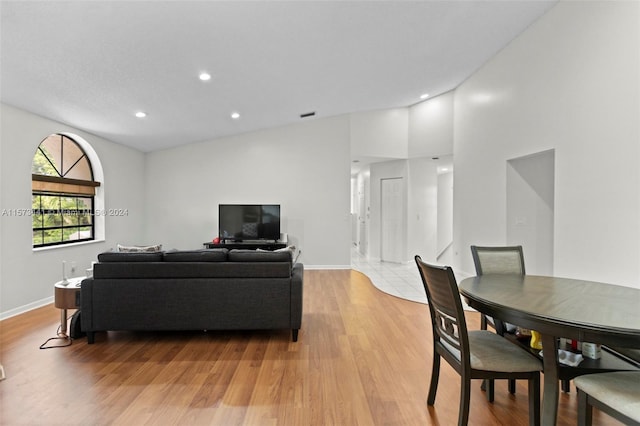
<box><xmin>203</xmin><ymin>241</ymin><xmax>287</xmax><ymax>251</ymax></box>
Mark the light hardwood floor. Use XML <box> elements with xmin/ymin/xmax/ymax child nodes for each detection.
<box><xmin>0</xmin><ymin>270</ymin><xmax>619</xmax><ymax>425</ymax></box>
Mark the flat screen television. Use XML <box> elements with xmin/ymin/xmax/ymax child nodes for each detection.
<box><xmin>218</xmin><ymin>204</ymin><xmax>281</xmax><ymax>242</ymax></box>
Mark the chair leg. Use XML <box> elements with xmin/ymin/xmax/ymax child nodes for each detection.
<box><xmin>459</xmin><ymin>376</ymin><xmax>471</xmax><ymax>426</ymax></box>
<box><xmin>561</xmin><ymin>379</ymin><xmax>570</xmax><ymax>393</ymax></box>
<box><xmin>527</xmin><ymin>373</ymin><xmax>541</xmax><ymax>426</ymax></box>
<box><xmin>427</xmin><ymin>353</ymin><xmax>440</xmax><ymax>405</ymax></box>
<box><xmin>480</xmin><ymin>314</ymin><xmax>487</xmax><ymax>330</ymax></box>
<box><xmin>485</xmin><ymin>379</ymin><xmax>495</xmax><ymax>402</ymax></box>
<box><xmin>480</xmin><ymin>379</ymin><xmax>496</xmax><ymax>402</ymax></box>
<box><xmin>577</xmin><ymin>389</ymin><xmax>593</xmax><ymax>426</ymax></box>
<box><xmin>509</xmin><ymin>378</ymin><xmax>516</xmax><ymax>394</ymax></box>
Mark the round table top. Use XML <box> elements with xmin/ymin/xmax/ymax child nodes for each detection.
<box><xmin>54</xmin><ymin>276</ymin><xmax>86</xmax><ymax>289</ymax></box>
<box><xmin>459</xmin><ymin>274</ymin><xmax>640</xmax><ymax>346</ymax></box>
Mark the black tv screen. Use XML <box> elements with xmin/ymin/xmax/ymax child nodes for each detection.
<box><xmin>218</xmin><ymin>204</ymin><xmax>281</xmax><ymax>242</ymax></box>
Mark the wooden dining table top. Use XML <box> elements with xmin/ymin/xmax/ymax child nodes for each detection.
<box><xmin>459</xmin><ymin>274</ymin><xmax>640</xmax><ymax>349</ymax></box>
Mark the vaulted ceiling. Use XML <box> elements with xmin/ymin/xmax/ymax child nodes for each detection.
<box><xmin>1</xmin><ymin>1</ymin><xmax>556</xmax><ymax>152</ymax></box>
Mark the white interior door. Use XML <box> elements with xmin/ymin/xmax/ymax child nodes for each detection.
<box><xmin>381</xmin><ymin>177</ymin><xmax>403</xmax><ymax>263</ymax></box>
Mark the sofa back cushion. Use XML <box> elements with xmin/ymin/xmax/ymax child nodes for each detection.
<box><xmin>97</xmin><ymin>252</ymin><xmax>164</xmax><ymax>262</ymax></box>
<box><xmin>93</xmin><ymin>248</ymin><xmax>292</xmax><ymax>279</ymax></box>
<box><xmin>163</xmin><ymin>249</ymin><xmax>228</xmax><ymax>262</ymax></box>
<box><xmin>229</xmin><ymin>249</ymin><xmax>291</xmax><ymax>263</ymax></box>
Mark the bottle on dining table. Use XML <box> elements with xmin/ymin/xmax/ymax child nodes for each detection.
<box><xmin>530</xmin><ymin>330</ymin><xmax>543</xmax><ymax>350</ymax></box>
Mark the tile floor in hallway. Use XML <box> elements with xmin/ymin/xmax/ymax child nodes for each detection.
<box><xmin>350</xmin><ymin>248</ymin><xmax>472</xmax><ymax>309</ymax></box>
<box><xmin>350</xmin><ymin>248</ymin><xmax>427</xmax><ymax>304</ymax></box>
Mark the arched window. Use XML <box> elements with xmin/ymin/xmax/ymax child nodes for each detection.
<box><xmin>32</xmin><ymin>134</ymin><xmax>101</xmax><ymax>247</ymax></box>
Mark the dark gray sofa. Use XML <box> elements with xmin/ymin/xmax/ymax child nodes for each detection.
<box><xmin>80</xmin><ymin>248</ymin><xmax>303</xmax><ymax>343</ymax></box>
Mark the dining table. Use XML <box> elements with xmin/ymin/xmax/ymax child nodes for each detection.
<box><xmin>459</xmin><ymin>274</ymin><xmax>640</xmax><ymax>425</ymax></box>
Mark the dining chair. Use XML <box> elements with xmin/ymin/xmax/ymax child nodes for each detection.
<box><xmin>415</xmin><ymin>255</ymin><xmax>541</xmax><ymax>426</ymax></box>
<box><xmin>470</xmin><ymin>245</ymin><xmax>525</xmax><ymax>333</ymax></box>
<box><xmin>574</xmin><ymin>371</ymin><xmax>640</xmax><ymax>426</ymax></box>
<box><xmin>470</xmin><ymin>245</ymin><xmax>525</xmax><ymax>398</ymax></box>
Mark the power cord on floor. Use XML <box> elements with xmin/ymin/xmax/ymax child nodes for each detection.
<box><xmin>39</xmin><ymin>314</ymin><xmax>73</xmax><ymax>349</ymax></box>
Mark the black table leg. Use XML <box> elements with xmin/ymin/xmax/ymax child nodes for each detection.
<box><xmin>541</xmin><ymin>334</ymin><xmax>559</xmax><ymax>425</ymax></box>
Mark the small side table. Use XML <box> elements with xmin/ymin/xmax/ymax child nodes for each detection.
<box><xmin>54</xmin><ymin>277</ymin><xmax>85</xmax><ymax>336</ymax></box>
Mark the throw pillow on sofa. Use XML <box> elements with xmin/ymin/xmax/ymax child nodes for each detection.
<box><xmin>117</xmin><ymin>243</ymin><xmax>163</xmax><ymax>253</ymax></box>
<box><xmin>257</xmin><ymin>245</ymin><xmax>297</xmax><ymax>262</ymax></box>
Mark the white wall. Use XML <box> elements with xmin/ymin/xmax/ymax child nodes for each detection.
<box><xmin>0</xmin><ymin>107</ymin><xmax>350</xmax><ymax>316</ymax></box>
<box><xmin>437</xmin><ymin>170</ymin><xmax>453</xmax><ymax>261</ymax></box>
<box><xmin>350</xmin><ymin>108</ymin><xmax>408</xmax><ymax>159</ymax></box>
<box><xmin>143</xmin><ymin>115</ymin><xmax>352</xmax><ymax>268</ymax></box>
<box><xmin>453</xmin><ymin>1</ymin><xmax>640</xmax><ymax>287</ymax></box>
<box><xmin>0</xmin><ymin>104</ymin><xmax>146</xmax><ymax>317</ymax></box>
<box><xmin>407</xmin><ymin>157</ymin><xmax>438</xmax><ymax>263</ymax></box>
<box><xmin>507</xmin><ymin>150</ymin><xmax>555</xmax><ymax>275</ymax></box>
<box><xmin>406</xmin><ymin>93</ymin><xmax>455</xmax><ymax>264</ymax></box>
<box><xmin>409</xmin><ymin>91</ymin><xmax>454</xmax><ymax>158</ymax></box>
<box><xmin>10</xmin><ymin>1</ymin><xmax>634</xmax><ymax>315</ymax></box>
<box><xmin>360</xmin><ymin>91</ymin><xmax>456</xmax><ymax>264</ymax></box>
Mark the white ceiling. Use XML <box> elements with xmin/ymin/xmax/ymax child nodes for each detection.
<box><xmin>1</xmin><ymin>1</ymin><xmax>556</xmax><ymax>153</ymax></box>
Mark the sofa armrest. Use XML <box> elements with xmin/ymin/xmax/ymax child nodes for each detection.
<box><xmin>80</xmin><ymin>277</ymin><xmax>94</xmax><ymax>332</ymax></box>
<box><xmin>290</xmin><ymin>263</ymin><xmax>304</xmax><ymax>330</ymax></box>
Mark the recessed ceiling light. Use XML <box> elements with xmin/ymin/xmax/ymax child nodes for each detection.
<box><xmin>199</xmin><ymin>72</ymin><xmax>211</xmax><ymax>81</ymax></box>
<box><xmin>230</xmin><ymin>112</ymin><xmax>240</xmax><ymax>120</ymax></box>
<box><xmin>420</xmin><ymin>93</ymin><xmax>430</xmax><ymax>100</ymax></box>
<box><xmin>135</xmin><ymin>111</ymin><xmax>147</xmax><ymax>118</ymax></box>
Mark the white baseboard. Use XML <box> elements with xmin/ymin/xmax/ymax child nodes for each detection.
<box><xmin>0</xmin><ymin>296</ymin><xmax>53</xmax><ymax>321</ymax></box>
<box><xmin>304</xmin><ymin>265</ymin><xmax>352</xmax><ymax>270</ymax></box>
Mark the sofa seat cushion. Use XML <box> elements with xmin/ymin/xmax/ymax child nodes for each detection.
<box><xmin>93</xmin><ymin>262</ymin><xmax>292</xmax><ymax>279</ymax></box>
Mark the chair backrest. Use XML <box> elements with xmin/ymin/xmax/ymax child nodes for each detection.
<box><xmin>470</xmin><ymin>245</ymin><xmax>525</xmax><ymax>276</ymax></box>
<box><xmin>415</xmin><ymin>255</ymin><xmax>469</xmax><ymax>366</ymax></box>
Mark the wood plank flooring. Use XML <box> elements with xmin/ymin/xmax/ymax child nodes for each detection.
<box><xmin>0</xmin><ymin>270</ymin><xmax>619</xmax><ymax>425</ymax></box>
